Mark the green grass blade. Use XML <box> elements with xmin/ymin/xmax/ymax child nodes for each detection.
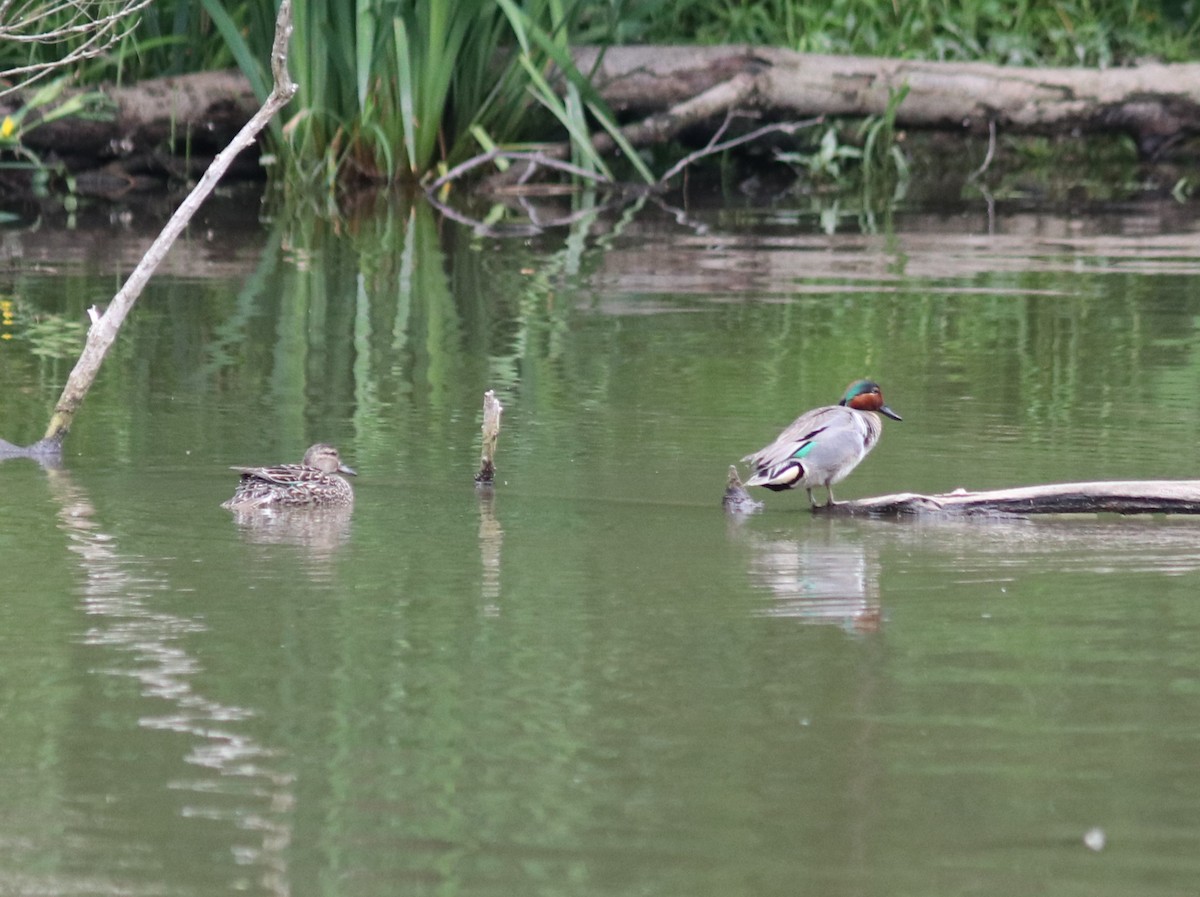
<box><xmin>392</xmin><ymin>16</ymin><xmax>418</xmax><ymax>177</ymax></box>
<box><xmin>199</xmin><ymin>0</ymin><xmax>269</xmax><ymax>102</ymax></box>
<box><xmin>356</xmin><ymin>0</ymin><xmax>376</xmax><ymax>110</ymax></box>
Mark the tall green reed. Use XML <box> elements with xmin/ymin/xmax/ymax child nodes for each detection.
<box><xmin>199</xmin><ymin>0</ymin><xmax>630</xmax><ymax>189</ymax></box>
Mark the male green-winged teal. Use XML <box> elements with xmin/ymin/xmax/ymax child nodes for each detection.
<box><xmin>221</xmin><ymin>443</ymin><xmax>356</xmax><ymax>510</ymax></box>
<box><xmin>741</xmin><ymin>379</ymin><xmax>901</xmax><ymax>508</ymax></box>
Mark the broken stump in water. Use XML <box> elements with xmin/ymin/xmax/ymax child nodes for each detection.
<box><xmin>722</xmin><ymin>465</ymin><xmax>764</xmax><ymax>514</ymax></box>
<box><xmin>475</xmin><ymin>390</ymin><xmax>503</xmax><ymax>486</ymax></box>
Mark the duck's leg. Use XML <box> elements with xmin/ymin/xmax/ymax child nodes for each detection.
<box><xmin>806</xmin><ymin>487</ymin><xmax>816</xmax><ymax>509</ymax></box>
<box><xmin>825</xmin><ymin>485</ymin><xmax>837</xmax><ymax>507</ymax></box>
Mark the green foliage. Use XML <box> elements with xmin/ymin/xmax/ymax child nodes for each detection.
<box><xmin>623</xmin><ymin>0</ymin><xmax>1199</xmax><ymax>66</ymax></box>
<box><xmin>20</xmin><ymin>314</ymin><xmax>86</xmax><ymax>360</ymax></box>
<box><xmin>773</xmin><ymin>88</ymin><xmax>910</xmax><ymax>200</ymax></box>
<box><xmin>858</xmin><ymin>85</ymin><xmax>910</xmax><ymax>199</ymax></box>
<box><xmin>107</xmin><ymin>1</ymin><xmax>234</xmax><ymax>80</ymax></box>
<box><xmin>1</xmin><ymin>293</ymin><xmax>86</xmax><ymax>359</ymax></box>
<box><xmin>776</xmin><ymin>127</ymin><xmax>862</xmax><ymax>182</ymax></box>
<box><xmin>0</xmin><ymin>77</ymin><xmax>109</xmax><ymax>191</ymax></box>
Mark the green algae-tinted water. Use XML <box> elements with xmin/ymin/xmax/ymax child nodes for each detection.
<box><xmin>2</xmin><ymin>196</ymin><xmax>1200</xmax><ymax>896</ymax></box>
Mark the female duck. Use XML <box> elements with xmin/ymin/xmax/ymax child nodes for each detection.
<box><xmin>742</xmin><ymin>379</ymin><xmax>901</xmax><ymax>508</ymax></box>
<box><xmin>222</xmin><ymin>443</ymin><xmax>357</xmax><ymax>510</ymax></box>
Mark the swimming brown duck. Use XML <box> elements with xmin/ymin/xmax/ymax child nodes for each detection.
<box><xmin>221</xmin><ymin>443</ymin><xmax>356</xmax><ymax>510</ymax></box>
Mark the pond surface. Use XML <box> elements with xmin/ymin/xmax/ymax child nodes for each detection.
<box><xmin>2</xmin><ymin>192</ymin><xmax>1200</xmax><ymax>896</ymax></box>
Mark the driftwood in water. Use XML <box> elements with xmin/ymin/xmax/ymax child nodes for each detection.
<box><xmin>823</xmin><ymin>481</ymin><xmax>1200</xmax><ymax>517</ymax></box>
<box><xmin>1</xmin><ymin>1</ymin><xmax>297</xmax><ymax>460</ymax></box>
<box><xmin>474</xmin><ymin>390</ymin><xmax>504</xmax><ymax>485</ymax></box>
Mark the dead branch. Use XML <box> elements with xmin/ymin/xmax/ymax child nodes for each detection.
<box><xmin>658</xmin><ymin>116</ymin><xmax>821</xmax><ymax>184</ymax></box>
<box><xmin>0</xmin><ymin>0</ymin><xmax>155</xmax><ymax>100</ymax></box>
<box><xmin>723</xmin><ymin>465</ymin><xmax>764</xmax><ymax>514</ymax></box>
<box><xmin>16</xmin><ymin>0</ymin><xmax>296</xmax><ymax>455</ymax></box>
<box><xmin>426</xmin><ymin>148</ymin><xmax>615</xmax><ymax>194</ymax></box>
<box><xmin>475</xmin><ymin>390</ymin><xmax>504</xmax><ymax>486</ymax></box>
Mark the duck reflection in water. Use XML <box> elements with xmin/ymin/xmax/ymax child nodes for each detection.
<box><xmin>732</xmin><ymin>520</ymin><xmax>882</xmax><ymax>633</ymax></box>
<box><xmin>222</xmin><ymin>444</ymin><xmax>357</xmax><ymax>562</ymax></box>
<box><xmin>226</xmin><ymin>504</ymin><xmax>353</xmax><ymax>559</ymax></box>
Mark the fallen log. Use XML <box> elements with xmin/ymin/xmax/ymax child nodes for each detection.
<box><xmin>823</xmin><ymin>481</ymin><xmax>1200</xmax><ymax>517</ymax></box>
<box><xmin>483</xmin><ymin>45</ymin><xmax>1200</xmax><ymax>188</ymax></box>
<box><xmin>573</xmin><ymin>46</ymin><xmax>1200</xmax><ymax>156</ymax></box>
<box><xmin>14</xmin><ymin>70</ymin><xmax>260</xmax><ymax>189</ymax></box>
<box><xmin>12</xmin><ymin>45</ymin><xmax>1200</xmax><ymax>189</ymax></box>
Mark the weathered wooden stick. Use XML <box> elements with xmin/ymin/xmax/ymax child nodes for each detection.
<box><xmin>823</xmin><ymin>481</ymin><xmax>1200</xmax><ymax>517</ymax></box>
<box><xmin>474</xmin><ymin>390</ymin><xmax>503</xmax><ymax>485</ymax></box>
<box><xmin>722</xmin><ymin>465</ymin><xmax>764</xmax><ymax>514</ymax></box>
<box><xmin>30</xmin><ymin>0</ymin><xmax>296</xmax><ymax>453</ymax></box>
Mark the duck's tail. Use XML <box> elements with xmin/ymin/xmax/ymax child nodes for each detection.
<box><xmin>742</xmin><ymin>460</ymin><xmax>805</xmax><ymax>493</ymax></box>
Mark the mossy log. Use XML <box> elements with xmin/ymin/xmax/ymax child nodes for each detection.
<box><xmin>12</xmin><ymin>70</ymin><xmax>261</xmax><ymax>192</ymax></box>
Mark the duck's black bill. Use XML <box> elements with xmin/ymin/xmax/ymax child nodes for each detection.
<box><xmin>880</xmin><ymin>405</ymin><xmax>902</xmax><ymax>421</ymax></box>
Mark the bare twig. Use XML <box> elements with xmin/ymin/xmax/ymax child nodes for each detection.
<box><xmin>969</xmin><ymin>117</ymin><xmax>998</xmax><ymax>180</ymax></box>
<box><xmin>722</xmin><ymin>465</ymin><xmax>764</xmax><ymax>514</ymax></box>
<box><xmin>425</xmin><ymin>148</ymin><xmax>614</xmax><ymax>195</ymax></box>
<box><xmin>33</xmin><ymin>0</ymin><xmax>296</xmax><ymax>449</ymax></box>
<box><xmin>659</xmin><ymin>116</ymin><xmax>823</xmax><ymax>185</ymax></box>
<box><xmin>0</xmin><ymin>0</ymin><xmax>155</xmax><ymax>100</ymax></box>
<box><xmin>423</xmin><ymin>185</ymin><xmax>626</xmax><ymax>237</ymax></box>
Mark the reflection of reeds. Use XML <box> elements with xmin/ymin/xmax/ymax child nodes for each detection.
<box><xmin>20</xmin><ymin>199</ymin><xmax>1200</xmax><ymax>494</ymax></box>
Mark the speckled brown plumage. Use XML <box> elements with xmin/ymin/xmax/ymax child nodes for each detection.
<box><xmin>221</xmin><ymin>443</ymin><xmax>356</xmax><ymax>510</ymax></box>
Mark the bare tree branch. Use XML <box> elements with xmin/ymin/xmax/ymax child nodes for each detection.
<box><xmin>32</xmin><ymin>0</ymin><xmax>297</xmax><ymax>450</ymax></box>
<box><xmin>659</xmin><ymin>116</ymin><xmax>822</xmax><ymax>184</ymax></box>
<box><xmin>0</xmin><ymin>0</ymin><xmax>155</xmax><ymax>100</ymax></box>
